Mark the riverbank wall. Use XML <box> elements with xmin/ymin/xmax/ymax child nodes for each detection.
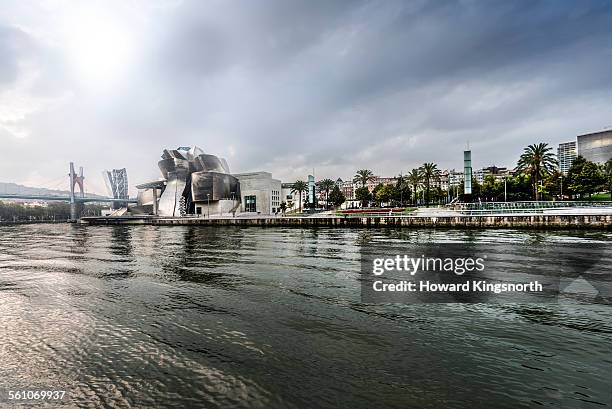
<box><xmin>0</xmin><ymin>220</ymin><xmax>68</xmax><ymax>226</ymax></box>
<box><xmin>79</xmin><ymin>214</ymin><xmax>612</xmax><ymax>229</ymax></box>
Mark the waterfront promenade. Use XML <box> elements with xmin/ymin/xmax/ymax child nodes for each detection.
<box><xmin>80</xmin><ymin>207</ymin><xmax>612</xmax><ymax>229</ymax></box>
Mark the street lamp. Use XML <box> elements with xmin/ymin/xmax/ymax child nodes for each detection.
<box><xmin>207</xmin><ymin>193</ymin><xmax>210</xmax><ymax>218</ymax></box>
<box><xmin>560</xmin><ymin>176</ymin><xmax>563</xmax><ymax>200</ymax></box>
<box><xmin>504</xmin><ymin>177</ymin><xmax>507</xmax><ymax>202</ymax></box>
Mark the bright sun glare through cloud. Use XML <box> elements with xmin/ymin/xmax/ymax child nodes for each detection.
<box><xmin>61</xmin><ymin>8</ymin><xmax>133</xmax><ymax>88</ymax></box>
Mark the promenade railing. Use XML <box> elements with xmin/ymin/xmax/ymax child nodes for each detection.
<box><xmin>335</xmin><ymin>208</ymin><xmax>416</xmax><ymax>218</ymax></box>
<box><xmin>452</xmin><ymin>201</ymin><xmax>612</xmax><ymax>215</ymax></box>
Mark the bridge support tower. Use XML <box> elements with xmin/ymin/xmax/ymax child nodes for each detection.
<box><xmin>69</xmin><ymin>162</ymin><xmax>85</xmax><ymax>221</ymax></box>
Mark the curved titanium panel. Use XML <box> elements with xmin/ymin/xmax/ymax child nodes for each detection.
<box><xmin>169</xmin><ymin>150</ymin><xmax>187</xmax><ymax>160</ymax></box>
<box><xmin>191</xmin><ymin>146</ymin><xmax>204</xmax><ymax>157</ymax></box>
<box><xmin>149</xmin><ymin>146</ymin><xmax>241</xmax><ymax>216</ymax></box>
<box><xmin>158</xmin><ymin>158</ymin><xmax>190</xmax><ymax>180</ymax></box>
<box><xmin>137</xmin><ymin>188</ymin><xmax>155</xmax><ymax>206</ymax></box>
<box><xmin>157</xmin><ymin>158</ymin><xmax>190</xmax><ymax>216</ymax></box>
<box><xmin>195</xmin><ymin>154</ymin><xmax>226</xmax><ymax>173</ymax></box>
<box><xmin>191</xmin><ymin>172</ymin><xmax>240</xmax><ymax>202</ymax></box>
<box><xmin>158</xmin><ymin>172</ymin><xmax>188</xmax><ymax>216</ymax></box>
<box><xmin>190</xmin><ymin>159</ymin><xmax>204</xmax><ymax>173</ymax></box>
<box><xmin>220</xmin><ymin>158</ymin><xmax>230</xmax><ymax>173</ymax></box>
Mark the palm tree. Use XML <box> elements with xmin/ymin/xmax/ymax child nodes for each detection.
<box><xmin>353</xmin><ymin>169</ymin><xmax>374</xmax><ymax>188</ymax></box>
<box><xmin>319</xmin><ymin>179</ymin><xmax>335</xmax><ymax>209</ymax></box>
<box><xmin>517</xmin><ymin>143</ymin><xmax>557</xmax><ymax>201</ymax></box>
<box><xmin>406</xmin><ymin>169</ymin><xmax>422</xmax><ymax>205</ymax></box>
<box><xmin>291</xmin><ymin>180</ymin><xmax>308</xmax><ymax>213</ymax></box>
<box><xmin>420</xmin><ymin>163</ymin><xmax>440</xmax><ymax>205</ymax></box>
<box><xmin>279</xmin><ymin>202</ymin><xmax>287</xmax><ymax>215</ymax></box>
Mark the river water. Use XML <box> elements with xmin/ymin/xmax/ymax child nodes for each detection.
<box><xmin>0</xmin><ymin>224</ymin><xmax>611</xmax><ymax>408</ymax></box>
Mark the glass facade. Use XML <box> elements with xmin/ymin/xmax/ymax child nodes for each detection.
<box><xmin>244</xmin><ymin>195</ymin><xmax>257</xmax><ymax>212</ymax></box>
<box><xmin>577</xmin><ymin>131</ymin><xmax>612</xmax><ymax>164</ymax></box>
<box><xmin>463</xmin><ymin>151</ymin><xmax>472</xmax><ymax>195</ymax></box>
<box><xmin>308</xmin><ymin>175</ymin><xmax>316</xmax><ymax>205</ymax></box>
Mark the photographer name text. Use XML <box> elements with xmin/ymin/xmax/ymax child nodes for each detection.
<box><xmin>373</xmin><ymin>280</ymin><xmax>543</xmax><ymax>294</ymax></box>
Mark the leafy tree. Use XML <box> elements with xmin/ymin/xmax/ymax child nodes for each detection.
<box><xmin>355</xmin><ymin>186</ymin><xmax>372</xmax><ymax>208</ymax></box>
<box><xmin>542</xmin><ymin>170</ymin><xmax>563</xmax><ymax>199</ymax></box>
<box><xmin>429</xmin><ymin>187</ymin><xmax>444</xmax><ymax>204</ymax></box>
<box><xmin>604</xmin><ymin>158</ymin><xmax>612</xmax><ymax>200</ymax></box>
<box><xmin>353</xmin><ymin>169</ymin><xmax>374</xmax><ymax>188</ymax></box>
<box><xmin>566</xmin><ymin>155</ymin><xmax>587</xmax><ymax>199</ymax></box>
<box><xmin>471</xmin><ymin>177</ymin><xmax>482</xmax><ymax>198</ymax></box>
<box><xmin>420</xmin><ymin>163</ymin><xmax>440</xmax><ymax>205</ymax></box>
<box><xmin>279</xmin><ymin>202</ymin><xmax>287</xmax><ymax>215</ymax></box>
<box><xmin>506</xmin><ymin>174</ymin><xmax>533</xmax><ymax>201</ymax></box>
<box><xmin>0</xmin><ymin>201</ymin><xmax>103</xmax><ymax>221</ymax></box>
<box><xmin>394</xmin><ymin>176</ymin><xmax>411</xmax><ymax>206</ymax></box>
<box><xmin>406</xmin><ymin>169</ymin><xmax>422</xmax><ymax>205</ymax></box>
<box><xmin>568</xmin><ymin>158</ymin><xmax>605</xmax><ymax>198</ymax></box>
<box><xmin>319</xmin><ymin>179</ymin><xmax>335</xmax><ymax>209</ymax></box>
<box><xmin>371</xmin><ymin>183</ymin><xmax>384</xmax><ymax>206</ymax></box>
<box><xmin>375</xmin><ymin>184</ymin><xmax>396</xmax><ymax>206</ymax></box>
<box><xmin>459</xmin><ymin>177</ymin><xmax>482</xmax><ymax>201</ymax></box>
<box><xmin>480</xmin><ymin>175</ymin><xmax>502</xmax><ymax>201</ymax></box>
<box><xmin>291</xmin><ymin>180</ymin><xmax>308</xmax><ymax>212</ymax></box>
<box><xmin>516</xmin><ymin>143</ymin><xmax>557</xmax><ymax>200</ymax></box>
<box><xmin>328</xmin><ymin>185</ymin><xmax>346</xmax><ymax>208</ymax></box>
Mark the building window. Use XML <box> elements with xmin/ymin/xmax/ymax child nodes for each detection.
<box><xmin>271</xmin><ymin>189</ymin><xmax>280</xmax><ymax>207</ymax></box>
<box><xmin>245</xmin><ymin>195</ymin><xmax>257</xmax><ymax>212</ymax></box>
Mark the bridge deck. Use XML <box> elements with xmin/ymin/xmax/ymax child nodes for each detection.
<box><xmin>0</xmin><ymin>193</ymin><xmax>137</xmax><ymax>203</ymax></box>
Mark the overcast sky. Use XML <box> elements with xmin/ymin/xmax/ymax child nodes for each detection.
<box><xmin>1</xmin><ymin>0</ymin><xmax>611</xmax><ymax>195</ymax></box>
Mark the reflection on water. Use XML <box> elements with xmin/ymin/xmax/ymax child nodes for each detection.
<box><xmin>109</xmin><ymin>225</ymin><xmax>134</xmax><ymax>258</ymax></box>
<box><xmin>0</xmin><ymin>224</ymin><xmax>611</xmax><ymax>408</ymax></box>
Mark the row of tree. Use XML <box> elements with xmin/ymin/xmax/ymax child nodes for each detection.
<box><xmin>512</xmin><ymin>143</ymin><xmax>611</xmax><ymax>201</ymax></box>
<box><xmin>456</xmin><ymin>145</ymin><xmax>611</xmax><ymax>202</ymax></box>
<box><xmin>0</xmin><ymin>202</ymin><xmax>72</xmax><ymax>221</ymax></box>
<box><xmin>0</xmin><ymin>202</ymin><xmax>105</xmax><ymax>221</ymax></box>
<box><xmin>352</xmin><ymin>165</ymin><xmax>443</xmax><ymax>207</ymax></box>
<box><xmin>285</xmin><ymin>142</ymin><xmax>612</xmax><ymax>211</ymax></box>
<box><xmin>288</xmin><ymin>179</ymin><xmax>347</xmax><ymax>213</ymax></box>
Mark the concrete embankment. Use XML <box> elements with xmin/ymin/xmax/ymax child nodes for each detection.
<box><xmin>79</xmin><ymin>214</ymin><xmax>612</xmax><ymax>229</ymax></box>
<box><xmin>0</xmin><ymin>220</ymin><xmax>68</xmax><ymax>226</ymax></box>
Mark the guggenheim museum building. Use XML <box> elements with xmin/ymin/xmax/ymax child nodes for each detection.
<box><xmin>135</xmin><ymin>146</ymin><xmax>281</xmax><ymax>217</ymax></box>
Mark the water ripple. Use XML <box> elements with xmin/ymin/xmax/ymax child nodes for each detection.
<box><xmin>0</xmin><ymin>224</ymin><xmax>610</xmax><ymax>408</ymax></box>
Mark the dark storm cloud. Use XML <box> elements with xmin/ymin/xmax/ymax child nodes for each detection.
<box><xmin>0</xmin><ymin>24</ymin><xmax>32</xmax><ymax>84</ymax></box>
<box><xmin>1</xmin><ymin>0</ymin><xmax>611</xmax><ymax>192</ymax></box>
<box><xmin>155</xmin><ymin>1</ymin><xmax>362</xmax><ymax>75</ymax></box>
<box><xmin>141</xmin><ymin>0</ymin><xmax>612</xmax><ymax>175</ymax></box>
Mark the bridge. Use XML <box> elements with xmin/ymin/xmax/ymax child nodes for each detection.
<box><xmin>0</xmin><ymin>193</ymin><xmax>137</xmax><ymax>204</ymax></box>
<box><xmin>0</xmin><ymin>162</ymin><xmax>137</xmax><ymax>221</ymax></box>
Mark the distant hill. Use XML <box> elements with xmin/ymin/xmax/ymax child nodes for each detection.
<box><xmin>0</xmin><ymin>182</ymin><xmax>107</xmax><ymax>199</ymax></box>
